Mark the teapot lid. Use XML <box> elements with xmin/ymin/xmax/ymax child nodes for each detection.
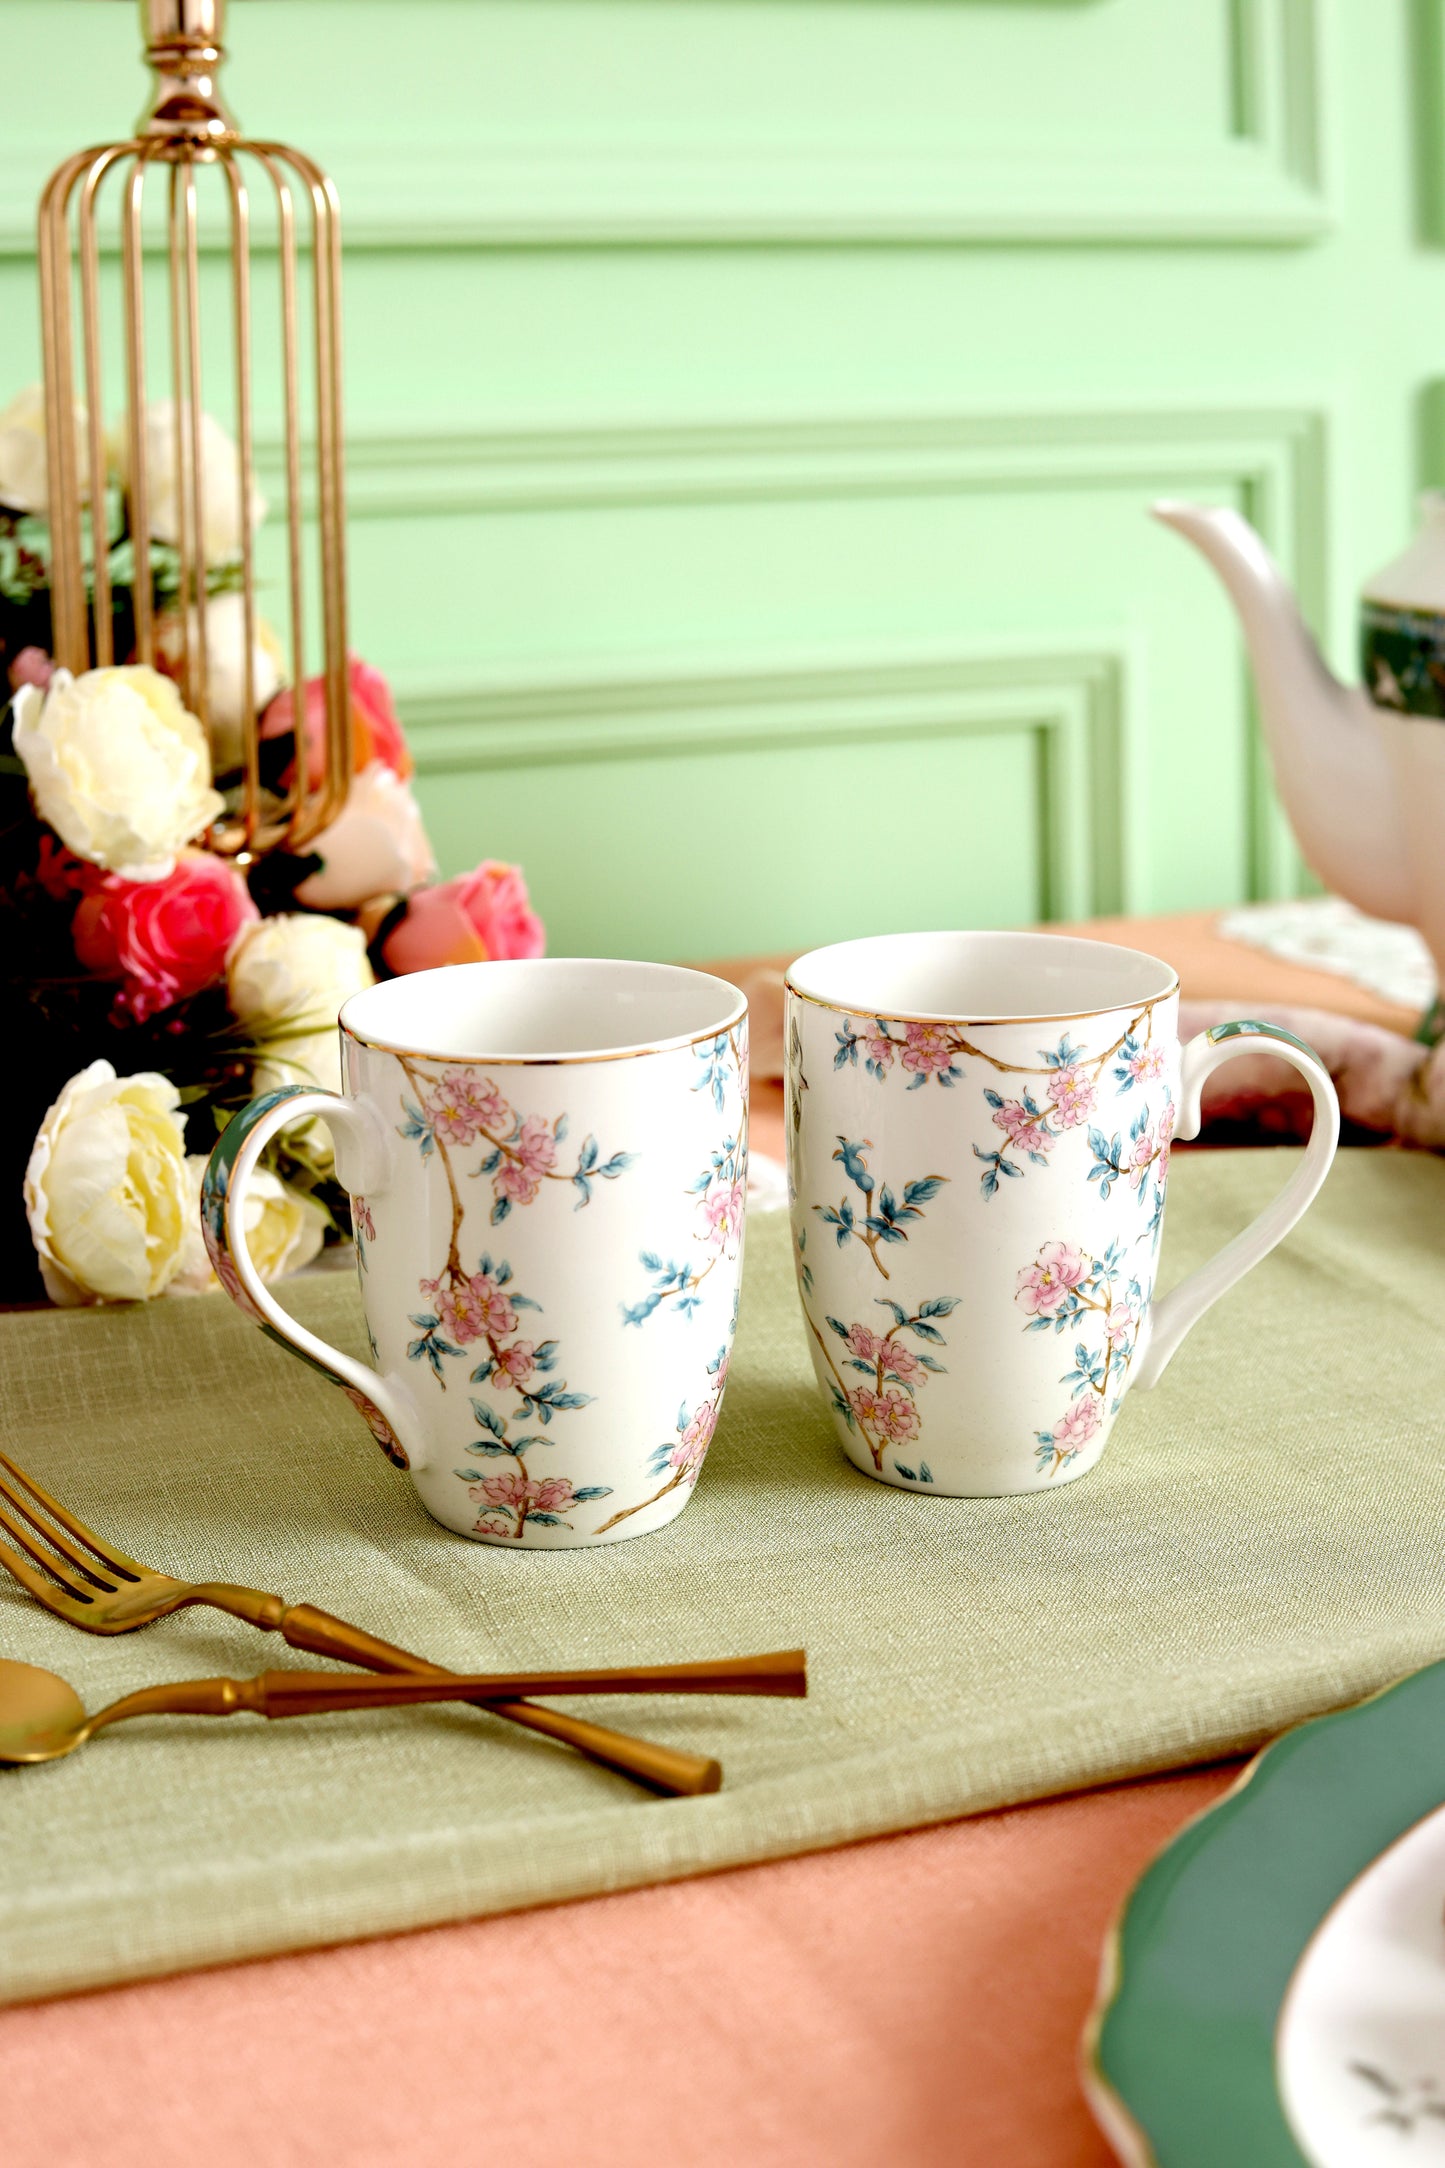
<box><xmin>1362</xmin><ymin>496</ymin><xmax>1445</xmax><ymax>610</ymax></box>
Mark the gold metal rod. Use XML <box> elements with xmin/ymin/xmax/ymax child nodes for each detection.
<box><xmin>180</xmin><ymin>156</ymin><xmax>209</xmax><ymax>739</ymax></box>
<box><xmin>77</xmin><ymin>148</ymin><xmax>133</xmax><ymax>669</ymax></box>
<box><xmin>252</xmin><ymin>147</ymin><xmax>306</xmax><ymax>834</ymax></box>
<box><xmin>121</xmin><ymin>145</ymin><xmax>161</xmax><ymax>668</ymax></box>
<box><xmin>222</xmin><ymin>150</ymin><xmax>258</xmax><ymax>841</ymax></box>
<box><xmin>38</xmin><ymin>150</ymin><xmax>99</xmax><ymax>671</ymax></box>
<box><xmin>165</xmin><ymin>160</ymin><xmax>193</xmax><ymax>707</ymax></box>
<box><xmin>269</xmin><ymin>144</ymin><xmax>350</xmax><ymax>844</ymax></box>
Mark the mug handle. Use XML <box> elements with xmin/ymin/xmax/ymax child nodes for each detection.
<box><xmin>1133</xmin><ymin>1021</ymin><xmax>1340</xmax><ymax>1390</ymax></box>
<box><xmin>201</xmin><ymin>1086</ymin><xmax>425</xmax><ymax>1472</ymax></box>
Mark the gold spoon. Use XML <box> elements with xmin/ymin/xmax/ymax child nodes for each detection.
<box><xmin>0</xmin><ymin>1650</ymin><xmax>807</xmax><ymax>1770</ymax></box>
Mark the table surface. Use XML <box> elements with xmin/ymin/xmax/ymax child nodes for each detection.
<box><xmin>1</xmin><ymin>910</ymin><xmax>1405</xmax><ymax>2168</ymax></box>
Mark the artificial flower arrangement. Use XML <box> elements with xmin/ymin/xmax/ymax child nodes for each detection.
<box><xmin>0</xmin><ymin>384</ymin><xmax>543</xmax><ymax>1308</ymax></box>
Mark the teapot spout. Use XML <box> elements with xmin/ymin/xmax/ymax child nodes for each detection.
<box><xmin>1152</xmin><ymin>501</ymin><xmax>1410</xmax><ymax>923</ymax></box>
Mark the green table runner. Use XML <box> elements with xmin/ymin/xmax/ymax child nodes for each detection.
<box><xmin>2</xmin><ymin>1150</ymin><xmax>1443</xmax><ymax>2005</ymax></box>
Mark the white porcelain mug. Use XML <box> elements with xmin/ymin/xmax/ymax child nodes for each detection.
<box><xmin>785</xmin><ymin>931</ymin><xmax>1339</xmax><ymax>1497</ymax></box>
<box><xmin>203</xmin><ymin>959</ymin><xmax>748</xmax><ymax>1546</ymax></box>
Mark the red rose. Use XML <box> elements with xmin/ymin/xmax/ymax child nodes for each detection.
<box><xmin>261</xmin><ymin>653</ymin><xmax>412</xmax><ymax>788</ymax></box>
<box><xmin>382</xmin><ymin>862</ymin><xmax>544</xmax><ymax>974</ymax></box>
<box><xmin>73</xmin><ymin>849</ymin><xmax>259</xmax><ymax>1021</ymax></box>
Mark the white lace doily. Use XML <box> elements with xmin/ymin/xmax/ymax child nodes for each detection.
<box><xmin>1217</xmin><ymin>897</ymin><xmax>1437</xmax><ymax>1013</ymax></box>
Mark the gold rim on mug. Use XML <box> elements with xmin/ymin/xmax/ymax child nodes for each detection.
<box><xmin>340</xmin><ymin>1018</ymin><xmax>746</xmax><ymax>1068</ymax></box>
<box><xmin>339</xmin><ymin>958</ymin><xmax>747</xmax><ymax>1069</ymax></box>
<box><xmin>781</xmin><ymin>978</ymin><xmax>1180</xmax><ymax>1030</ymax></box>
<box><xmin>784</xmin><ymin>928</ymin><xmax>1180</xmax><ymax>1028</ymax></box>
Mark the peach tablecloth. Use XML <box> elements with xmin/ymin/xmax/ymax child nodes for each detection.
<box><xmin>1</xmin><ymin>912</ymin><xmax>1405</xmax><ymax>2168</ymax></box>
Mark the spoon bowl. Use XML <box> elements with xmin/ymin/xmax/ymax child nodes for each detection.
<box><xmin>0</xmin><ymin>1660</ymin><xmax>90</xmax><ymax>1764</ymax></box>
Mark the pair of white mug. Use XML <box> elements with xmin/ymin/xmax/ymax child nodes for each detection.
<box><xmin>203</xmin><ymin>932</ymin><xmax>1339</xmax><ymax>1546</ymax></box>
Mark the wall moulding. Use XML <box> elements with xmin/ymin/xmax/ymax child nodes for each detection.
<box><xmin>309</xmin><ymin>404</ymin><xmax>1330</xmax><ymax>526</ymax></box>
<box><xmin>362</xmin><ymin>399</ymin><xmax>1328</xmax><ymax>905</ymax></box>
<box><xmin>398</xmin><ymin>642</ymin><xmax>1135</xmax><ymax>925</ymax></box>
<box><xmin>0</xmin><ymin>0</ymin><xmax>1328</xmax><ymax>250</ymax></box>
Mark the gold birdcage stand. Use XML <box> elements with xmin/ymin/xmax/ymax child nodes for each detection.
<box><xmin>37</xmin><ymin>0</ymin><xmax>351</xmax><ymax>856</ymax></box>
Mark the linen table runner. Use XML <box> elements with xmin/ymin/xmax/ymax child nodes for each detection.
<box><xmin>1</xmin><ymin>1150</ymin><xmax>1441</xmax><ymax>2003</ymax></box>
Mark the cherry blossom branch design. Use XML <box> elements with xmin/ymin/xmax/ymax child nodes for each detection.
<box><xmin>398</xmin><ymin>1057</ymin><xmax>634</xmax><ymax>1234</ymax></box>
<box><xmin>803</xmin><ymin>1293</ymin><xmax>957</xmax><ymax>1477</ymax></box>
<box><xmin>595</xmin><ymin>1338</ymin><xmax>731</xmax><ymax>1534</ymax></box>
<box><xmin>622</xmin><ymin>1026</ymin><xmax>747</xmax><ymax>1326</ymax></box>
<box><xmin>813</xmin><ymin>1137</ymin><xmax>946</xmax><ymax>1282</ymax></box>
<box><xmin>1016</xmin><ymin>1238</ymin><xmax>1147</xmax><ymax>1477</ymax></box>
<box><xmin>830</xmin><ymin>1002</ymin><xmax>1167</xmax><ymax>1197</ymax></box>
<box><xmin>440</xmin><ymin>1251</ymin><xmax>609</xmax><ymax>1539</ymax></box>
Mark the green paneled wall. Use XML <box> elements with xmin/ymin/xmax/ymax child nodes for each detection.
<box><xmin>0</xmin><ymin>0</ymin><xmax>1441</xmax><ymax>957</ymax></box>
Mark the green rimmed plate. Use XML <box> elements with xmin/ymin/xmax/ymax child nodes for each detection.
<box><xmin>1086</xmin><ymin>1662</ymin><xmax>1445</xmax><ymax>2165</ymax></box>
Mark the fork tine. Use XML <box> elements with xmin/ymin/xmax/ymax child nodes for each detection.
<box><xmin>0</xmin><ymin>1448</ymin><xmax>144</xmax><ymax>1580</ymax></box>
<box><xmin>0</xmin><ymin>1508</ymin><xmax>102</xmax><ymax>1607</ymax></box>
<box><xmin>0</xmin><ymin>1468</ymin><xmax>121</xmax><ymax>1588</ymax></box>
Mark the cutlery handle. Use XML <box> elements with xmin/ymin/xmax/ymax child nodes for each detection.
<box><xmin>236</xmin><ymin>1595</ymin><xmax>723</xmax><ymax>1796</ymax></box>
<box><xmin>253</xmin><ymin>1651</ymin><xmax>807</xmax><ymax>1712</ymax></box>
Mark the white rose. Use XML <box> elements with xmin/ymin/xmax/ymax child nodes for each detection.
<box><xmin>229</xmin><ymin>915</ymin><xmax>374</xmax><ymax>1171</ymax></box>
<box><xmin>228</xmin><ymin>912</ymin><xmax>374</xmax><ymax>1036</ymax></box>
<box><xmin>25</xmin><ymin>1060</ymin><xmax>191</xmax><ymax>1305</ymax></box>
<box><xmin>155</xmin><ymin>594</ymin><xmax>287</xmax><ymax>772</ymax></box>
<box><xmin>12</xmin><ymin>664</ymin><xmax>223</xmax><ymax>880</ymax></box>
<box><xmin>170</xmin><ymin>1153</ymin><xmax>326</xmax><ymax>1293</ymax></box>
<box><xmin>295</xmin><ymin>761</ymin><xmax>436</xmax><ymax>911</ymax></box>
<box><xmin>0</xmin><ymin>382</ymin><xmax>90</xmax><ymax>516</ymax></box>
<box><xmin>123</xmin><ymin>400</ymin><xmax>266</xmax><ymax>565</ymax></box>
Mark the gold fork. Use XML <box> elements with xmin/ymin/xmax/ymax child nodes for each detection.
<box><xmin>0</xmin><ymin>1449</ymin><xmax>725</xmax><ymax>1796</ymax></box>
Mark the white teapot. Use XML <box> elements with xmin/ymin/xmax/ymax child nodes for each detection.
<box><xmin>1153</xmin><ymin>494</ymin><xmax>1445</xmax><ymax>1031</ymax></box>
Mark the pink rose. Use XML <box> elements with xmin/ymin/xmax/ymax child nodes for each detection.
<box><xmin>865</xmin><ymin>1035</ymin><xmax>895</xmax><ymax>1069</ymax></box>
<box><xmin>1015</xmin><ymin>1240</ymin><xmax>1088</xmax><ymax>1317</ymax></box>
<box><xmin>262</xmin><ymin>653</ymin><xmax>413</xmax><ymax>787</ymax></box>
<box><xmin>901</xmin><ymin>1023</ymin><xmax>955</xmax><ymax>1076</ymax></box>
<box><xmin>294</xmin><ymin>761</ymin><xmax>435</xmax><ymax>912</ymax></box>
<box><xmin>1046</xmin><ymin>1066</ymin><xmax>1096</xmax><ymax>1128</ymax></box>
<box><xmin>33</xmin><ymin>835</ymin><xmax>91</xmax><ymax>901</ymax></box>
<box><xmin>381</xmin><ymin>861</ymin><xmax>545</xmax><ymax>975</ymax></box>
<box><xmin>883</xmin><ymin>1341</ymin><xmax>924</xmax><ymax>1384</ymax></box>
<box><xmin>845</xmin><ymin>1323</ymin><xmax>884</xmax><ymax>1362</ymax></box>
<box><xmin>72</xmin><ymin>848</ymin><xmax>258</xmax><ymax>1022</ymax></box>
<box><xmin>9</xmin><ymin>647</ymin><xmax>54</xmax><ymax>692</ymax></box>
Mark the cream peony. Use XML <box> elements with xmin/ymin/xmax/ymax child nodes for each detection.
<box><xmin>155</xmin><ymin>593</ymin><xmax>287</xmax><ymax>771</ymax></box>
<box><xmin>170</xmin><ymin>1154</ymin><xmax>326</xmax><ymax>1294</ymax></box>
<box><xmin>295</xmin><ymin>760</ymin><xmax>436</xmax><ymax>911</ymax></box>
<box><xmin>229</xmin><ymin>914</ymin><xmax>374</xmax><ymax>1167</ymax></box>
<box><xmin>12</xmin><ymin>665</ymin><xmax>224</xmax><ymax>880</ymax></box>
<box><xmin>123</xmin><ymin>400</ymin><xmax>265</xmax><ymax>565</ymax></box>
<box><xmin>0</xmin><ymin>382</ymin><xmax>89</xmax><ymax>516</ymax></box>
<box><xmin>25</xmin><ymin>1061</ymin><xmax>192</xmax><ymax>1305</ymax></box>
